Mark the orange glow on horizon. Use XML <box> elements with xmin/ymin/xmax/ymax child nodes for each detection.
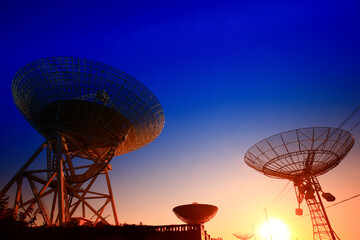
<box><xmin>259</xmin><ymin>218</ymin><xmax>290</xmax><ymax>240</ymax></box>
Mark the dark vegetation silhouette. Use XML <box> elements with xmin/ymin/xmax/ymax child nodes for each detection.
<box><xmin>0</xmin><ymin>191</ymin><xmax>39</xmax><ymax>239</ymax></box>
<box><xmin>0</xmin><ymin>194</ymin><xmax>207</xmax><ymax>240</ymax></box>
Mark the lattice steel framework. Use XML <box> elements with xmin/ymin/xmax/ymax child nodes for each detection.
<box><xmin>3</xmin><ymin>57</ymin><xmax>165</xmax><ymax>226</ymax></box>
<box><xmin>244</xmin><ymin>127</ymin><xmax>354</xmax><ymax>240</ymax></box>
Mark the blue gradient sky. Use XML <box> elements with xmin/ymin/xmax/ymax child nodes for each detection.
<box><xmin>1</xmin><ymin>0</ymin><xmax>360</xmax><ymax>239</ymax></box>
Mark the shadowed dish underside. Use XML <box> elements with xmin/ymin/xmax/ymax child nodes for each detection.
<box><xmin>173</xmin><ymin>203</ymin><xmax>218</xmax><ymax>225</ymax></box>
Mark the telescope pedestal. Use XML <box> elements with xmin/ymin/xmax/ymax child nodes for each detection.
<box><xmin>1</xmin><ymin>134</ymin><xmax>119</xmax><ymax>226</ymax></box>
<box><xmin>294</xmin><ymin>177</ymin><xmax>339</xmax><ymax>240</ymax></box>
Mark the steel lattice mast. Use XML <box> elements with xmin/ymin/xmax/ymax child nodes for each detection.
<box><xmin>294</xmin><ymin>176</ymin><xmax>340</xmax><ymax>240</ymax></box>
<box><xmin>244</xmin><ymin>127</ymin><xmax>354</xmax><ymax>240</ymax></box>
<box><xmin>2</xmin><ymin>57</ymin><xmax>165</xmax><ymax>226</ymax></box>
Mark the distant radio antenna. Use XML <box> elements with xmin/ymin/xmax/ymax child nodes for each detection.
<box><xmin>233</xmin><ymin>233</ymin><xmax>254</xmax><ymax>240</ymax></box>
<box><xmin>233</xmin><ymin>223</ymin><xmax>256</xmax><ymax>240</ymax></box>
<box><xmin>252</xmin><ymin>223</ymin><xmax>256</xmax><ymax>240</ymax></box>
<box><xmin>245</xmin><ymin>127</ymin><xmax>354</xmax><ymax>240</ymax></box>
<box><xmin>264</xmin><ymin>208</ymin><xmax>273</xmax><ymax>240</ymax></box>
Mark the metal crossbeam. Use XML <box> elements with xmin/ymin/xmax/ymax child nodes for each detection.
<box><xmin>1</xmin><ymin>136</ymin><xmax>119</xmax><ymax>226</ymax></box>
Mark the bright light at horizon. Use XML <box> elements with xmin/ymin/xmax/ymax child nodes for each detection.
<box><xmin>259</xmin><ymin>218</ymin><xmax>290</xmax><ymax>240</ymax></box>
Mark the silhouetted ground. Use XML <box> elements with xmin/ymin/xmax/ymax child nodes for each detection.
<box><xmin>1</xmin><ymin>224</ymin><xmax>213</xmax><ymax>240</ymax></box>
<box><xmin>0</xmin><ymin>193</ymin><xmax>217</xmax><ymax>240</ymax></box>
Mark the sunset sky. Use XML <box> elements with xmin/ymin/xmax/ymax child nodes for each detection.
<box><xmin>1</xmin><ymin>0</ymin><xmax>360</xmax><ymax>239</ymax></box>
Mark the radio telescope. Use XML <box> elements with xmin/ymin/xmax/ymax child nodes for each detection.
<box><xmin>173</xmin><ymin>203</ymin><xmax>218</xmax><ymax>225</ymax></box>
<box><xmin>244</xmin><ymin>127</ymin><xmax>354</xmax><ymax>240</ymax></box>
<box><xmin>2</xmin><ymin>57</ymin><xmax>165</xmax><ymax>226</ymax></box>
<box><xmin>233</xmin><ymin>233</ymin><xmax>254</xmax><ymax>240</ymax></box>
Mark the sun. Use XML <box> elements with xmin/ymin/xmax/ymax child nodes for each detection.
<box><xmin>259</xmin><ymin>218</ymin><xmax>290</xmax><ymax>240</ymax></box>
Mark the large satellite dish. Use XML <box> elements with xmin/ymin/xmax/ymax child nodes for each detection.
<box><xmin>3</xmin><ymin>57</ymin><xmax>165</xmax><ymax>225</ymax></box>
<box><xmin>173</xmin><ymin>203</ymin><xmax>218</xmax><ymax>225</ymax></box>
<box><xmin>12</xmin><ymin>56</ymin><xmax>164</xmax><ymax>183</ymax></box>
<box><xmin>245</xmin><ymin>127</ymin><xmax>354</xmax><ymax>240</ymax></box>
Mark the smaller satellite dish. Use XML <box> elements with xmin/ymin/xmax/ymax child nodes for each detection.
<box><xmin>173</xmin><ymin>203</ymin><xmax>218</xmax><ymax>225</ymax></box>
<box><xmin>233</xmin><ymin>233</ymin><xmax>254</xmax><ymax>240</ymax></box>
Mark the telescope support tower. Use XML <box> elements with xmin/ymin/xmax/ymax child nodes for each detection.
<box><xmin>294</xmin><ymin>176</ymin><xmax>339</xmax><ymax>240</ymax></box>
<box><xmin>1</xmin><ymin>133</ymin><xmax>119</xmax><ymax>226</ymax></box>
